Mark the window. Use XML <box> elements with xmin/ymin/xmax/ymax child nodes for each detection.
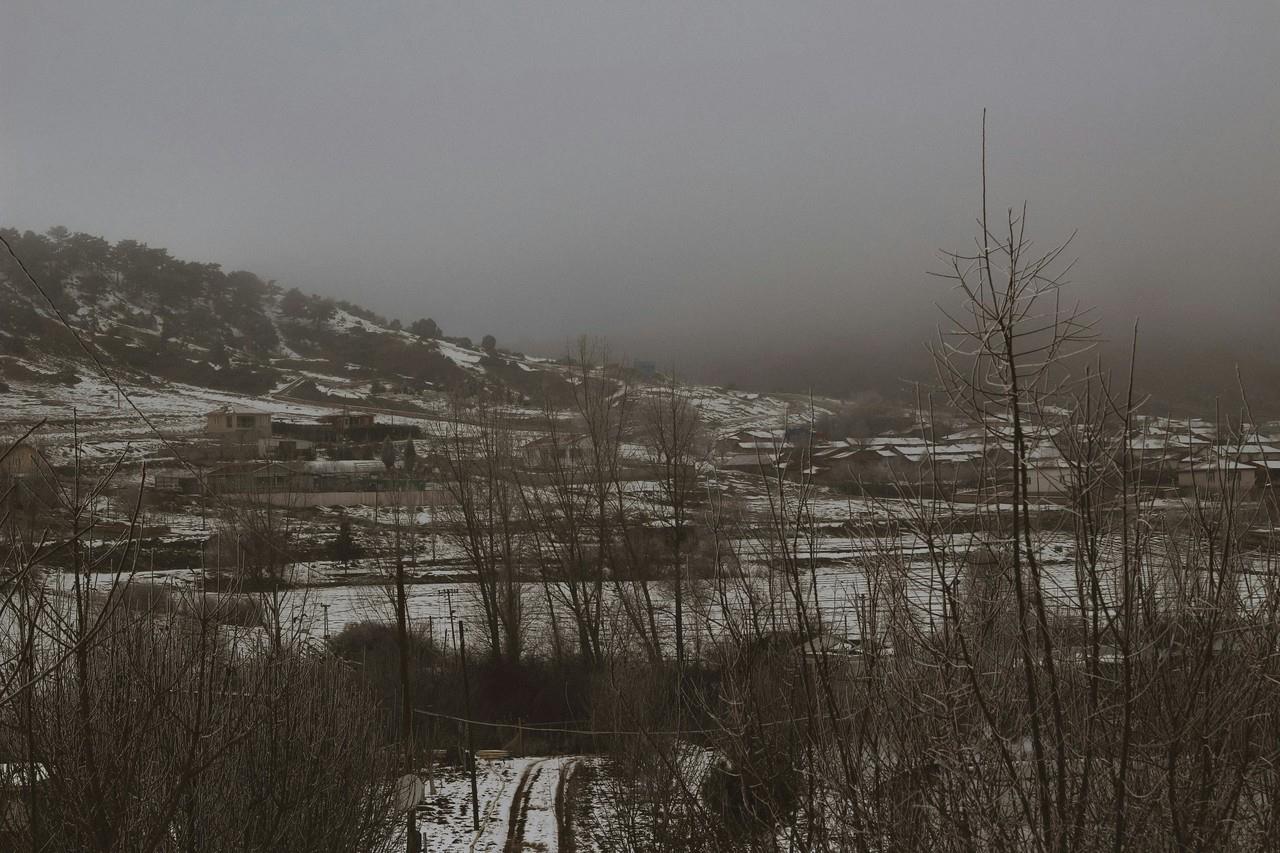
<box><xmin>237</xmin><ymin>416</ymin><xmax>256</xmax><ymax>429</ymax></box>
<box><xmin>225</xmin><ymin>416</ymin><xmax>233</xmax><ymax>428</ymax></box>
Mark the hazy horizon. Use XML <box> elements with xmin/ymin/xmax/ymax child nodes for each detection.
<box><xmin>5</xmin><ymin>2</ymin><xmax>1279</xmax><ymax>406</ymax></box>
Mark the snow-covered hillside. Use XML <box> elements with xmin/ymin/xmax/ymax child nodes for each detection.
<box><xmin>0</xmin><ymin>227</ymin><xmax>842</xmax><ymax>450</ymax></box>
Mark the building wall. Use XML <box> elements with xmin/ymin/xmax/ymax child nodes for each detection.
<box><xmin>1178</xmin><ymin>468</ymin><xmax>1258</xmax><ymax>492</ymax></box>
<box><xmin>205</xmin><ymin>412</ymin><xmax>273</xmax><ymax>439</ymax></box>
<box><xmin>0</xmin><ymin>445</ymin><xmax>44</xmax><ymax>478</ymax></box>
<box><xmin>1026</xmin><ymin>466</ymin><xmax>1072</xmax><ymax>496</ymax></box>
<box><xmin>222</xmin><ymin>488</ymin><xmax>454</xmax><ymax>508</ymax></box>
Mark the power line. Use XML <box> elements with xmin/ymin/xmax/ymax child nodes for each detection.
<box><xmin>413</xmin><ymin>706</ymin><xmax>842</xmax><ymax>737</ymax></box>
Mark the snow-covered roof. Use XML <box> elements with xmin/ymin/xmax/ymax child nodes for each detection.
<box><xmin>1215</xmin><ymin>443</ymin><xmax>1280</xmax><ymax>456</ymax></box>
<box><xmin>932</xmin><ymin>442</ymin><xmax>988</xmax><ymax>455</ymax></box>
<box><xmin>944</xmin><ymin>428</ymin><xmax>987</xmax><ymax>442</ymax></box>
<box><xmin>1181</xmin><ymin>460</ymin><xmax>1255</xmax><ymax>471</ymax></box>
<box><xmin>1026</xmin><ymin>443</ymin><xmax>1063</xmax><ymax>460</ymax></box>
<box><xmin>302</xmin><ymin>460</ymin><xmax>386</xmax><ymax>475</ymax></box>
<box><xmin>869</xmin><ymin>435</ymin><xmax>929</xmax><ymax>447</ymax></box>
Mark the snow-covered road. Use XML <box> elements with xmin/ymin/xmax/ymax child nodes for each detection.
<box><xmin>386</xmin><ymin>755</ymin><xmax>577</xmax><ymax>853</ymax></box>
<box><xmin>503</xmin><ymin>756</ymin><xmax>576</xmax><ymax>853</ymax></box>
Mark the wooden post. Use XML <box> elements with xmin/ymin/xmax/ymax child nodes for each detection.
<box><xmin>392</xmin><ymin>492</ymin><xmax>417</xmax><ymax>852</ymax></box>
<box><xmin>423</xmin><ymin>610</ymin><xmax>436</xmax><ymax>795</ymax></box>
<box><xmin>426</xmin><ymin>715</ymin><xmax>436</xmax><ymax>795</ymax></box>
<box><xmin>459</xmin><ymin>620</ymin><xmax>480</xmax><ymax>831</ymax></box>
<box><xmin>675</xmin><ymin>554</ymin><xmax>684</xmax><ymax>671</ymax></box>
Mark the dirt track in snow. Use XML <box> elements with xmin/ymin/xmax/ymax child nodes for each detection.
<box><xmin>503</xmin><ymin>757</ymin><xmax>577</xmax><ymax>853</ymax></box>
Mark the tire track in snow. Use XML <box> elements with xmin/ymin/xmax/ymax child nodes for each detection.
<box><xmin>554</xmin><ymin>758</ymin><xmax>579</xmax><ymax>853</ymax></box>
<box><xmin>504</xmin><ymin>757</ymin><xmax>576</xmax><ymax>853</ymax></box>
<box><xmin>503</xmin><ymin>758</ymin><xmax>548</xmax><ymax>852</ymax></box>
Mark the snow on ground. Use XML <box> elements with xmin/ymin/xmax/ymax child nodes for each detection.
<box><xmin>660</xmin><ymin>384</ymin><xmax>834</xmax><ymax>433</ymax></box>
<box><xmin>434</xmin><ymin>340</ymin><xmax>483</xmax><ymax>369</ymax></box>
<box><xmin>1</xmin><ymin>373</ymin><xmax>463</xmax><ymax>463</ymax></box>
<box><xmin>516</xmin><ymin>757</ymin><xmax>574</xmax><ymax>852</ymax></box>
<box><xmin>386</xmin><ymin>756</ymin><xmax>570</xmax><ymax>853</ymax></box>
<box><xmin>3</xmin><ymin>344</ymin><xmax>842</xmax><ymax>470</ymax></box>
<box><xmin>327</xmin><ymin>308</ymin><xmax>374</xmax><ymax>333</ymax></box>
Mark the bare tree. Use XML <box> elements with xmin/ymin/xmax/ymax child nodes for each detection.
<box><xmin>433</xmin><ymin>396</ymin><xmax>526</xmax><ymax>665</ymax></box>
<box><xmin>518</xmin><ymin>337</ymin><xmax>631</xmax><ymax>665</ymax></box>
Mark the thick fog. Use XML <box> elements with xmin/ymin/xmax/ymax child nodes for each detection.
<box><xmin>4</xmin><ymin>1</ymin><xmax>1279</xmax><ymax>408</ymax></box>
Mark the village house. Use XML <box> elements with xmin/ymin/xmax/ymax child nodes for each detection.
<box><xmin>272</xmin><ymin>410</ymin><xmax>416</xmax><ymax>446</ymax></box>
<box><xmin>1127</xmin><ymin>435</ymin><xmax>1184</xmax><ymax>467</ymax></box>
<box><xmin>868</xmin><ymin>436</ymin><xmax>997</xmax><ymax>486</ymax></box>
<box><xmin>323</xmin><ymin>411</ymin><xmax>376</xmax><ymax>432</ymax></box>
<box><xmin>0</xmin><ymin>441</ymin><xmax>58</xmax><ymax>515</ymax></box>
<box><xmin>205</xmin><ymin>405</ymin><xmax>273</xmax><ymax>440</ymax></box>
<box><xmin>0</xmin><ymin>441</ymin><xmax>46</xmax><ymax>479</ymax></box>
<box><xmin>1253</xmin><ymin>460</ymin><xmax>1280</xmax><ymax>491</ymax></box>
<box><xmin>714</xmin><ymin>428</ymin><xmax>789</xmax><ymax>454</ymax></box>
<box><xmin>804</xmin><ymin>447</ymin><xmax>887</xmax><ymax>485</ymax></box>
<box><xmin>1025</xmin><ymin>460</ymin><xmax>1075</xmax><ymax>497</ymax></box>
<box><xmin>714</xmin><ymin>428</ymin><xmax>794</xmax><ymax>470</ymax></box>
<box><xmin>919</xmin><ymin>444</ymin><xmax>989</xmax><ymax>488</ymax></box>
<box><xmin>1212</xmin><ymin>442</ymin><xmax>1280</xmax><ymax>464</ymax></box>
<box><xmin>257</xmin><ymin>435</ymin><xmax>316</xmax><ymax>460</ymax></box>
<box><xmin>154</xmin><ymin>468</ymin><xmax>203</xmax><ymax>495</ymax></box>
<box><xmin>1177</xmin><ymin>459</ymin><xmax>1258</xmax><ymax>493</ymax></box>
<box><xmin>846</xmin><ymin>444</ymin><xmax>908</xmax><ymax>480</ymax></box>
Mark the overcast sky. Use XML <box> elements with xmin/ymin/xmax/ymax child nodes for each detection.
<box><xmin>4</xmin><ymin>1</ymin><xmax>1279</xmax><ymax>399</ymax></box>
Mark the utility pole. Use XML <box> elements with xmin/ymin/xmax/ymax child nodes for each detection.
<box><xmin>392</xmin><ymin>471</ymin><xmax>417</xmax><ymax>852</ymax></box>
<box><xmin>674</xmin><ymin>554</ymin><xmax>684</xmax><ymax>672</ymax></box>
<box><xmin>459</xmin><ymin>620</ymin><xmax>480</xmax><ymax>831</ymax></box>
<box><xmin>443</xmin><ymin>589</ymin><xmax>457</xmax><ymax>654</ymax></box>
<box><xmin>321</xmin><ymin>603</ymin><xmax>330</xmax><ymax>640</ymax></box>
<box><xmin>426</xmin><ymin>615</ymin><xmax>435</xmax><ymax>795</ymax></box>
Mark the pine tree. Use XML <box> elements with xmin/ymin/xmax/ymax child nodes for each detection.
<box><xmin>328</xmin><ymin>518</ymin><xmax>364</xmax><ymax>566</ymax></box>
<box><xmin>409</xmin><ymin>317</ymin><xmax>440</xmax><ymax>339</ymax></box>
<box><xmin>403</xmin><ymin>439</ymin><xmax>418</xmax><ymax>478</ymax></box>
